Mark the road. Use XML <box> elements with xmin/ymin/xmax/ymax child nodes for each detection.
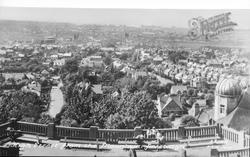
<box><xmin>48</xmin><ymin>81</ymin><xmax>64</xmax><ymax>118</ymax></box>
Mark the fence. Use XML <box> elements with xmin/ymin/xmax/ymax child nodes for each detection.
<box><xmin>56</xmin><ymin>126</ymin><xmax>89</xmax><ymax>139</ymax></box>
<box><xmin>245</xmin><ymin>134</ymin><xmax>250</xmax><ymax>148</ymax></box>
<box><xmin>142</xmin><ymin>128</ymin><xmax>179</xmax><ymax>142</ymax></box>
<box><xmin>17</xmin><ymin>121</ymin><xmax>48</xmax><ymax>136</ymax></box>
<box><xmin>211</xmin><ymin>125</ymin><xmax>250</xmax><ymax>156</ymax></box>
<box><xmin>211</xmin><ymin>148</ymin><xmax>250</xmax><ymax>157</ymax></box>
<box><xmin>98</xmin><ymin>128</ymin><xmax>134</xmax><ymax>143</ymax></box>
<box><xmin>185</xmin><ymin>125</ymin><xmax>217</xmax><ymax>139</ymax></box>
<box><xmin>221</xmin><ymin>126</ymin><xmax>245</xmax><ymax>147</ymax></box>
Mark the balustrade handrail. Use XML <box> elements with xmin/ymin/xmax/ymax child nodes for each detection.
<box><xmin>99</xmin><ymin>128</ymin><xmax>134</xmax><ymax>132</ymax></box>
<box><xmin>142</xmin><ymin>128</ymin><xmax>178</xmax><ymax>131</ymax></box>
<box><xmin>221</xmin><ymin>126</ymin><xmax>241</xmax><ymax>132</ymax></box>
<box><xmin>218</xmin><ymin>147</ymin><xmax>249</xmax><ymax>153</ymax></box>
<box><xmin>0</xmin><ymin>122</ymin><xmax>10</xmax><ymax>127</ymax></box>
<box><xmin>56</xmin><ymin>126</ymin><xmax>89</xmax><ymax>130</ymax></box>
<box><xmin>185</xmin><ymin>125</ymin><xmax>217</xmax><ymax>129</ymax></box>
<box><xmin>17</xmin><ymin>121</ymin><xmax>47</xmax><ymax>127</ymax></box>
<box><xmin>0</xmin><ymin>122</ymin><xmax>11</xmax><ymax>127</ymax></box>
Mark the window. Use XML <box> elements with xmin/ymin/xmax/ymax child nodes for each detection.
<box><xmin>220</xmin><ymin>105</ymin><xmax>225</xmax><ymax>114</ymax></box>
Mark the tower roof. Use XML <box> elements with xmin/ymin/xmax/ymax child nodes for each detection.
<box><xmin>215</xmin><ymin>78</ymin><xmax>242</xmax><ymax>97</ymax></box>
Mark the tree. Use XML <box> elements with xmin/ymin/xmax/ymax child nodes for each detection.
<box><xmin>187</xmin><ymin>88</ymin><xmax>194</xmax><ymax>97</ymax></box>
<box><xmin>90</xmin><ymin>94</ymin><xmax>118</xmax><ymax>128</ymax></box>
<box><xmin>119</xmin><ymin>53</ymin><xmax>129</xmax><ymax>60</ymax></box>
<box><xmin>60</xmin><ymin>84</ymin><xmax>93</xmax><ymax>127</ymax></box>
<box><xmin>155</xmin><ymin>117</ymin><xmax>172</xmax><ymax>128</ymax></box>
<box><xmin>0</xmin><ymin>91</ymin><xmax>45</xmax><ymax>123</ymax></box>
<box><xmin>61</xmin><ymin>58</ymin><xmax>78</xmax><ymax>74</ymax></box>
<box><xmin>38</xmin><ymin>113</ymin><xmax>53</xmax><ymax>124</ymax></box>
<box><xmin>168</xmin><ymin>50</ymin><xmax>189</xmax><ymax>64</ymax></box>
<box><xmin>180</xmin><ymin>115</ymin><xmax>199</xmax><ymax>127</ymax></box>
<box><xmin>103</xmin><ymin>55</ymin><xmax>113</xmax><ymax>66</ymax></box>
<box><xmin>0</xmin><ymin>74</ymin><xmax>5</xmax><ymax>83</ymax></box>
<box><xmin>205</xmin><ymin>93</ymin><xmax>214</xmax><ymax>107</ymax></box>
<box><xmin>105</xmin><ymin>91</ymin><xmax>160</xmax><ymax>129</ymax></box>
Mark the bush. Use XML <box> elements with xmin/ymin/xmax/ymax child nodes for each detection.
<box><xmin>180</xmin><ymin>115</ymin><xmax>199</xmax><ymax>127</ymax></box>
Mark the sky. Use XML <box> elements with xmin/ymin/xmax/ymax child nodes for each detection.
<box><xmin>0</xmin><ymin>7</ymin><xmax>250</xmax><ymax>29</ymax></box>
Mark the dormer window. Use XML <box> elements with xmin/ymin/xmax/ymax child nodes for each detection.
<box><xmin>220</xmin><ymin>104</ymin><xmax>225</xmax><ymax>114</ymax></box>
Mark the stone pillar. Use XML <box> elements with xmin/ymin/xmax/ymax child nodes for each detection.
<box><xmin>128</xmin><ymin>148</ymin><xmax>137</xmax><ymax>157</ymax></box>
<box><xmin>178</xmin><ymin>126</ymin><xmax>186</xmax><ymax>140</ymax></box>
<box><xmin>89</xmin><ymin>126</ymin><xmax>99</xmax><ymax>140</ymax></box>
<box><xmin>134</xmin><ymin>126</ymin><xmax>142</xmax><ymax>137</ymax></box>
<box><xmin>210</xmin><ymin>148</ymin><xmax>219</xmax><ymax>157</ymax></box>
<box><xmin>238</xmin><ymin>130</ymin><xmax>245</xmax><ymax>147</ymax></box>
<box><xmin>47</xmin><ymin>123</ymin><xmax>56</xmax><ymax>139</ymax></box>
<box><xmin>10</xmin><ymin>118</ymin><xmax>18</xmax><ymax>130</ymax></box>
<box><xmin>216</xmin><ymin>123</ymin><xmax>222</xmax><ymax>138</ymax></box>
<box><xmin>179</xmin><ymin>148</ymin><xmax>187</xmax><ymax>157</ymax></box>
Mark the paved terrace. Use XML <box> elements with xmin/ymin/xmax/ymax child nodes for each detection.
<box><xmin>1</xmin><ymin>120</ymin><xmax>249</xmax><ymax>157</ymax></box>
<box><xmin>4</xmin><ymin>136</ymin><xmax>216</xmax><ymax>157</ymax></box>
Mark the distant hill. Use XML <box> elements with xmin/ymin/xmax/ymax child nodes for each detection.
<box><xmin>0</xmin><ymin>20</ymin><xmax>249</xmax><ymax>51</ymax></box>
<box><xmin>0</xmin><ymin>20</ymin><xmax>78</xmax><ymax>43</ymax></box>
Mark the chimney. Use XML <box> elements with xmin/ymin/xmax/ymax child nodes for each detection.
<box><xmin>194</xmin><ymin>103</ymin><xmax>200</xmax><ymax>116</ymax></box>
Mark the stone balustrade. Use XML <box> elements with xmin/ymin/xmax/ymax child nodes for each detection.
<box><xmin>0</xmin><ymin>119</ymin><xmax>222</xmax><ymax>143</ymax></box>
<box><xmin>211</xmin><ymin>148</ymin><xmax>250</xmax><ymax>157</ymax></box>
<box><xmin>0</xmin><ymin>122</ymin><xmax>11</xmax><ymax>140</ymax></box>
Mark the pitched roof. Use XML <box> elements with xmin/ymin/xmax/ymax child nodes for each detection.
<box><xmin>41</xmin><ymin>69</ymin><xmax>49</xmax><ymax>75</ymax></box>
<box><xmin>217</xmin><ymin>92</ymin><xmax>250</xmax><ymax>131</ymax></box>
<box><xmin>196</xmin><ymin>108</ymin><xmax>214</xmax><ymax>124</ymax></box>
<box><xmin>170</xmin><ymin>85</ymin><xmax>187</xmax><ymax>94</ymax></box>
<box><xmin>195</xmin><ymin>99</ymin><xmax>207</xmax><ymax>107</ymax></box>
<box><xmin>91</xmin><ymin>84</ymin><xmax>103</xmax><ymax>94</ymax></box>
<box><xmin>160</xmin><ymin>95</ymin><xmax>183</xmax><ymax>112</ymax></box>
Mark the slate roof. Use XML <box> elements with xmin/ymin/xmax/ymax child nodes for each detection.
<box><xmin>160</xmin><ymin>95</ymin><xmax>183</xmax><ymax>112</ymax></box>
<box><xmin>217</xmin><ymin>91</ymin><xmax>250</xmax><ymax>132</ymax></box>
<box><xmin>196</xmin><ymin>108</ymin><xmax>214</xmax><ymax>124</ymax></box>
<box><xmin>91</xmin><ymin>84</ymin><xmax>103</xmax><ymax>94</ymax></box>
<box><xmin>170</xmin><ymin>85</ymin><xmax>187</xmax><ymax>94</ymax></box>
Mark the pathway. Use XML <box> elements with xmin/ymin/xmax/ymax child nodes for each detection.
<box><xmin>48</xmin><ymin>81</ymin><xmax>64</xmax><ymax>118</ymax></box>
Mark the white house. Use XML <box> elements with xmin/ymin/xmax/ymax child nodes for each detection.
<box><xmin>53</xmin><ymin>59</ymin><xmax>65</xmax><ymax>66</ymax></box>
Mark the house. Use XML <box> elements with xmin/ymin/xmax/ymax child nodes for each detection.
<box><xmin>0</xmin><ymin>49</ymin><xmax>6</xmax><ymax>55</ymax></box>
<box><xmin>112</xmin><ymin>59</ymin><xmax>123</xmax><ymax>69</ymax></box>
<box><xmin>196</xmin><ymin>108</ymin><xmax>215</xmax><ymax>126</ymax></box>
<box><xmin>157</xmin><ymin>94</ymin><xmax>184</xmax><ymax>117</ymax></box>
<box><xmin>0</xmin><ymin>57</ymin><xmax>11</xmax><ymax>63</ymax></box>
<box><xmin>101</xmin><ymin>47</ymin><xmax>115</xmax><ymax>52</ymax></box>
<box><xmin>195</xmin><ymin>99</ymin><xmax>207</xmax><ymax>107</ymax></box>
<box><xmin>21</xmin><ymin>81</ymin><xmax>41</xmax><ymax>96</ymax></box>
<box><xmin>178</xmin><ymin>60</ymin><xmax>188</xmax><ymax>66</ymax></box>
<box><xmin>58</xmin><ymin>52</ymin><xmax>72</xmax><ymax>58</ymax></box>
<box><xmin>53</xmin><ymin>59</ymin><xmax>65</xmax><ymax>66</ymax></box>
<box><xmin>153</xmin><ymin>56</ymin><xmax>163</xmax><ymax>64</ymax></box>
<box><xmin>80</xmin><ymin>56</ymin><xmax>104</xmax><ymax>68</ymax></box>
<box><xmin>24</xmin><ymin>73</ymin><xmax>35</xmax><ymax>80</ymax></box>
<box><xmin>131</xmin><ymin>71</ymin><xmax>148</xmax><ymax>80</ymax></box>
<box><xmin>28</xmin><ymin>81</ymin><xmax>41</xmax><ymax>92</ymax></box>
<box><xmin>50</xmin><ymin>54</ymin><xmax>59</xmax><ymax>60</ymax></box>
<box><xmin>188</xmin><ymin>102</ymin><xmax>214</xmax><ymax>126</ymax></box>
<box><xmin>41</xmin><ymin>69</ymin><xmax>49</xmax><ymax>75</ymax></box>
<box><xmin>91</xmin><ymin>84</ymin><xmax>103</xmax><ymax>95</ymax></box>
<box><xmin>170</xmin><ymin>85</ymin><xmax>187</xmax><ymax>95</ymax></box>
<box><xmin>42</xmin><ymin>36</ymin><xmax>56</xmax><ymax>44</ymax></box>
<box><xmin>2</xmin><ymin>73</ymin><xmax>25</xmax><ymax>81</ymax></box>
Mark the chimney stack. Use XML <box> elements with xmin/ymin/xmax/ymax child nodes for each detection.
<box><xmin>194</xmin><ymin>103</ymin><xmax>200</xmax><ymax>116</ymax></box>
